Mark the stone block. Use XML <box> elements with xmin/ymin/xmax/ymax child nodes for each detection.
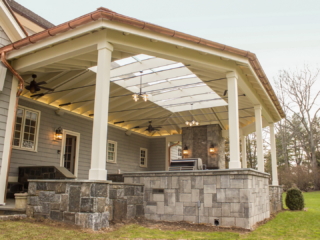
<box><xmin>220</xmin><ymin>175</ymin><xmax>229</xmax><ymax>188</ymax></box>
<box><xmin>109</xmin><ymin>189</ymin><xmax>117</xmax><ymax>199</ymax></box>
<box><xmin>184</xmin><ymin>206</ymin><xmax>196</xmax><ymax>216</ymax></box>
<box><xmin>148</xmin><ymin>214</ymin><xmax>161</xmax><ymax>221</ymax></box>
<box><xmin>153</xmin><ymin>193</ymin><xmax>164</xmax><ymax>202</ymax></box>
<box><xmin>113</xmin><ymin>199</ymin><xmax>127</xmax><ymax>221</ymax></box>
<box><xmin>75</xmin><ymin>213</ymin><xmax>88</xmax><ymax>228</ymax></box>
<box><xmin>212</xmin><ymin>202</ymin><xmax>222</xmax><ymax>208</ymax></box>
<box><xmin>157</xmin><ymin>201</ymin><xmax>164</xmax><ymax>214</ymax></box>
<box><xmin>226</xmin><ymin>189</ymin><xmax>240</xmax><ymax>202</ymax></box>
<box><xmin>51</xmin><ymin>203</ymin><xmax>60</xmax><ymax>210</ymax></box>
<box><xmin>60</xmin><ymin>194</ymin><xmax>69</xmax><ymax>211</ymax></box>
<box><xmin>146</xmin><ymin>201</ymin><xmax>157</xmax><ymax>206</ymax></box>
<box><xmin>37</xmin><ymin>182</ymin><xmax>47</xmax><ymax>191</ymax></box>
<box><xmin>50</xmin><ymin>211</ymin><xmax>63</xmax><ymax>221</ymax></box>
<box><xmin>124</xmin><ymin>177</ymin><xmax>133</xmax><ymax>183</ymax></box>
<box><xmin>203</xmin><ymin>176</ymin><xmax>216</xmax><ymax>185</ymax></box>
<box><xmin>175</xmin><ymin>202</ymin><xmax>183</xmax><ymax>215</ymax></box>
<box><xmin>28</xmin><ymin>196</ymin><xmax>39</xmax><ymax>206</ymax></box>
<box><xmin>41</xmin><ymin>202</ymin><xmax>50</xmax><ymax>214</ymax></box>
<box><xmin>127</xmin><ymin>196</ymin><xmax>143</xmax><ymax>205</ymax></box>
<box><xmin>145</xmin><ymin>205</ymin><xmax>157</xmax><ymax>214</ymax></box>
<box><xmin>230</xmin><ymin>179</ymin><xmax>244</xmax><ymax>188</ymax></box>
<box><xmin>47</xmin><ymin>183</ymin><xmax>56</xmax><ymax>191</ymax></box>
<box><xmin>96</xmin><ymin>197</ymin><xmax>106</xmax><ymax>213</ymax></box>
<box><xmin>136</xmin><ymin>205</ymin><xmax>144</xmax><ymax>216</ymax></box>
<box><xmin>80</xmin><ymin>198</ymin><xmax>94</xmax><ymax>212</ymax></box>
<box><xmin>171</xmin><ymin>215</ymin><xmax>184</xmax><ymax>221</ymax></box>
<box><xmin>39</xmin><ymin>191</ymin><xmax>55</xmax><ymax>202</ymax></box>
<box><xmin>33</xmin><ymin>206</ymin><xmax>42</xmax><ymax>213</ymax></box>
<box><xmin>171</xmin><ymin>177</ymin><xmax>179</xmax><ymax>188</ymax></box>
<box><xmin>161</xmin><ymin>214</ymin><xmax>174</xmax><ymax>221</ymax></box>
<box><xmin>91</xmin><ymin>184</ymin><xmax>108</xmax><ymax>198</ymax></box>
<box><xmin>212</xmin><ymin>208</ymin><xmax>222</xmax><ymax>217</ymax></box>
<box><xmin>180</xmin><ymin>193</ymin><xmax>192</xmax><ymax>203</ymax></box>
<box><xmin>101</xmin><ymin>212</ymin><xmax>109</xmax><ymax>229</ymax></box>
<box><xmin>221</xmin><ymin>217</ymin><xmax>235</xmax><ymax>227</ymax></box>
<box><xmin>164</xmin><ymin>191</ymin><xmax>176</xmax><ymax>206</ymax></box>
<box><xmin>240</xmin><ymin>189</ymin><xmax>249</xmax><ymax>202</ymax></box>
<box><xmin>63</xmin><ymin>212</ymin><xmax>76</xmax><ymax>224</ymax></box>
<box><xmin>26</xmin><ymin>205</ymin><xmax>34</xmax><ymax>217</ymax></box>
<box><xmin>204</xmin><ymin>194</ymin><xmax>212</xmax><ymax>207</ymax></box>
<box><xmin>134</xmin><ymin>186</ymin><xmax>144</xmax><ymax>196</ymax></box>
<box><xmin>81</xmin><ymin>183</ymin><xmax>91</xmax><ymax>197</ymax></box>
<box><xmin>191</xmin><ymin>189</ymin><xmax>199</xmax><ymax>202</ymax></box>
<box><xmin>236</xmin><ymin>217</ymin><xmax>250</xmax><ymax>229</ymax></box>
<box><xmin>191</xmin><ymin>176</ymin><xmax>203</xmax><ymax>188</ymax></box>
<box><xmin>217</xmin><ymin>189</ymin><xmax>225</xmax><ymax>203</ymax></box>
<box><xmin>180</xmin><ymin>179</ymin><xmax>191</xmax><ymax>193</ymax></box>
<box><xmin>34</xmin><ymin>213</ymin><xmax>49</xmax><ymax>219</ymax></box>
<box><xmin>69</xmin><ymin>186</ymin><xmax>80</xmax><ymax>212</ymax></box>
<box><xmin>160</xmin><ymin>177</ymin><xmax>168</xmax><ymax>188</ymax></box>
<box><xmin>221</xmin><ymin>203</ymin><xmax>230</xmax><ymax>217</ymax></box>
<box><xmin>204</xmin><ymin>184</ymin><xmax>216</xmax><ymax>194</ymax></box>
<box><xmin>28</xmin><ymin>182</ymin><xmax>37</xmax><ymax>195</ymax></box>
<box><xmin>87</xmin><ymin>213</ymin><xmax>101</xmax><ymax>231</ymax></box>
<box><xmin>127</xmin><ymin>205</ymin><xmax>136</xmax><ymax>219</ymax></box>
<box><xmin>164</xmin><ymin>206</ymin><xmax>175</xmax><ymax>214</ymax></box>
<box><xmin>150</xmin><ymin>180</ymin><xmax>160</xmax><ymax>188</ymax></box>
<box><xmin>124</xmin><ymin>186</ymin><xmax>135</xmax><ymax>196</ymax></box>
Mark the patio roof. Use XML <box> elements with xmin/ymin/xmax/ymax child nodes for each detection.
<box><xmin>1</xmin><ymin>7</ymin><xmax>284</xmax><ymax>136</ymax></box>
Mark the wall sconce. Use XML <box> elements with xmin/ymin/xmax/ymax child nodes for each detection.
<box><xmin>183</xmin><ymin>145</ymin><xmax>189</xmax><ymax>157</ymax></box>
<box><xmin>54</xmin><ymin>127</ymin><xmax>63</xmax><ymax>140</ymax></box>
<box><xmin>209</xmin><ymin>143</ymin><xmax>216</xmax><ymax>155</ymax></box>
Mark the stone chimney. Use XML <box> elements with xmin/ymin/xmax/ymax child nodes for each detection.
<box><xmin>182</xmin><ymin>124</ymin><xmax>225</xmax><ymax>169</ymax></box>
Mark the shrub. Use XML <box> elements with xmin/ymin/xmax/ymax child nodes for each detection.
<box><xmin>285</xmin><ymin>188</ymin><xmax>305</xmax><ymax>210</ymax></box>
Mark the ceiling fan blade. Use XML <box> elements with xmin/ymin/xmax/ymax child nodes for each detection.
<box><xmin>132</xmin><ymin>126</ymin><xmax>140</xmax><ymax>129</ymax></box>
<box><xmin>39</xmin><ymin>86</ymin><xmax>54</xmax><ymax>91</ymax></box>
<box><xmin>37</xmin><ymin>81</ymin><xmax>47</xmax><ymax>85</ymax></box>
<box><xmin>30</xmin><ymin>93</ymin><xmax>45</xmax><ymax>98</ymax></box>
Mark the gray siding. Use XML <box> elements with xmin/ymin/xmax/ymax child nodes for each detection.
<box><xmin>0</xmin><ymin>73</ymin><xmax>12</xmax><ymax>171</ymax></box>
<box><xmin>149</xmin><ymin>138</ymin><xmax>166</xmax><ymax>171</ymax></box>
<box><xmin>10</xmin><ymin>99</ymin><xmax>166</xmax><ymax>178</ymax></box>
<box><xmin>0</xmin><ymin>25</ymin><xmax>12</xmax><ymax>171</ymax></box>
<box><xmin>0</xmin><ymin>26</ymin><xmax>11</xmax><ymax>47</ymax></box>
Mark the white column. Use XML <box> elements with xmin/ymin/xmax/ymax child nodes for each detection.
<box><xmin>241</xmin><ymin>135</ymin><xmax>247</xmax><ymax>168</ymax></box>
<box><xmin>88</xmin><ymin>40</ymin><xmax>113</xmax><ymax>180</ymax></box>
<box><xmin>254</xmin><ymin>105</ymin><xmax>264</xmax><ymax>172</ymax></box>
<box><xmin>269</xmin><ymin>123</ymin><xmax>279</xmax><ymax>185</ymax></box>
<box><xmin>227</xmin><ymin>72</ymin><xmax>241</xmax><ymax>168</ymax></box>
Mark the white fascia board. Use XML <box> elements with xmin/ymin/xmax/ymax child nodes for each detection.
<box><xmin>0</xmin><ymin>1</ymin><xmax>26</xmax><ymax>41</ymax></box>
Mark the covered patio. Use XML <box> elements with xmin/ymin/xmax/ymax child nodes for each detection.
<box><xmin>0</xmin><ymin>7</ymin><xmax>284</xmax><ymax>229</ymax></box>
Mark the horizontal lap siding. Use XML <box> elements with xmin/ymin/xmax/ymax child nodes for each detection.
<box><xmin>0</xmin><ymin>26</ymin><xmax>12</xmax><ymax>172</ymax></box>
<box><xmin>10</xmin><ymin>99</ymin><xmax>166</xmax><ymax>178</ymax></box>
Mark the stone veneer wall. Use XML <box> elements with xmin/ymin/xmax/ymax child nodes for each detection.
<box><xmin>26</xmin><ymin>180</ymin><xmax>144</xmax><ymax>230</ymax></box>
<box><xmin>269</xmin><ymin>185</ymin><xmax>283</xmax><ymax>214</ymax></box>
<box><xmin>124</xmin><ymin>169</ymin><xmax>270</xmax><ymax>229</ymax></box>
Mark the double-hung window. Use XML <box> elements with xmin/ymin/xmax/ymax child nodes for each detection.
<box><xmin>140</xmin><ymin>148</ymin><xmax>148</xmax><ymax>167</ymax></box>
<box><xmin>13</xmin><ymin>106</ymin><xmax>40</xmax><ymax>151</ymax></box>
<box><xmin>107</xmin><ymin>140</ymin><xmax>117</xmax><ymax>163</ymax></box>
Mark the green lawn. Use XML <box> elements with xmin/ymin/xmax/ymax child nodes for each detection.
<box><xmin>1</xmin><ymin>192</ymin><xmax>320</xmax><ymax>240</ymax></box>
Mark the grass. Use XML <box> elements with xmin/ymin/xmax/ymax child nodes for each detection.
<box><xmin>0</xmin><ymin>192</ymin><xmax>320</xmax><ymax>240</ymax></box>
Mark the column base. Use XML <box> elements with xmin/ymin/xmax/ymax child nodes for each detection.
<box><xmin>88</xmin><ymin>169</ymin><xmax>107</xmax><ymax>180</ymax></box>
<box><xmin>229</xmin><ymin>161</ymin><xmax>241</xmax><ymax>169</ymax></box>
<box><xmin>272</xmin><ymin>181</ymin><xmax>279</xmax><ymax>186</ymax></box>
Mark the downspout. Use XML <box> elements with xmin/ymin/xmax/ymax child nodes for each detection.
<box><xmin>0</xmin><ymin>51</ymin><xmax>24</xmax><ymax>204</ymax></box>
<box><xmin>168</xmin><ymin>141</ymin><xmax>180</xmax><ymax>166</ymax></box>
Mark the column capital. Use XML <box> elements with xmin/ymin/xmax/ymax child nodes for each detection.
<box><xmin>97</xmin><ymin>41</ymin><xmax>113</xmax><ymax>51</ymax></box>
<box><xmin>226</xmin><ymin>71</ymin><xmax>238</xmax><ymax>79</ymax></box>
<box><xmin>254</xmin><ymin>104</ymin><xmax>262</xmax><ymax>110</ymax></box>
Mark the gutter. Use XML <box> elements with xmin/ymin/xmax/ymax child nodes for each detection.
<box><xmin>0</xmin><ymin>7</ymin><xmax>284</xmax><ymax>119</ymax></box>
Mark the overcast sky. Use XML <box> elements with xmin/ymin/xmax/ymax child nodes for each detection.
<box><xmin>15</xmin><ymin>0</ymin><xmax>320</xmax><ymax>86</ymax></box>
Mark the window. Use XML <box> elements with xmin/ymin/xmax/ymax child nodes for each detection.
<box><xmin>107</xmin><ymin>140</ymin><xmax>117</xmax><ymax>163</ymax></box>
<box><xmin>140</xmin><ymin>148</ymin><xmax>148</xmax><ymax>167</ymax></box>
<box><xmin>13</xmin><ymin>106</ymin><xmax>40</xmax><ymax>151</ymax></box>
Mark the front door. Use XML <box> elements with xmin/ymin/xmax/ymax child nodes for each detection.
<box><xmin>60</xmin><ymin>130</ymin><xmax>80</xmax><ymax>176</ymax></box>
<box><xmin>63</xmin><ymin>134</ymin><xmax>77</xmax><ymax>174</ymax></box>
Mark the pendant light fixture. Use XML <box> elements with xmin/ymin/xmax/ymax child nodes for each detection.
<box><xmin>132</xmin><ymin>71</ymin><xmax>149</xmax><ymax>102</ymax></box>
<box><xmin>185</xmin><ymin>104</ymin><xmax>199</xmax><ymax>126</ymax></box>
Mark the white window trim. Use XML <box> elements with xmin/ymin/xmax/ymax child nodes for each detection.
<box><xmin>107</xmin><ymin>140</ymin><xmax>117</xmax><ymax>163</ymax></box>
<box><xmin>140</xmin><ymin>147</ymin><xmax>148</xmax><ymax>168</ymax></box>
<box><xmin>12</xmin><ymin>106</ymin><xmax>41</xmax><ymax>152</ymax></box>
<box><xmin>59</xmin><ymin>129</ymin><xmax>80</xmax><ymax>177</ymax></box>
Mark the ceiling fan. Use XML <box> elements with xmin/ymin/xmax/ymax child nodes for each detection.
<box><xmin>25</xmin><ymin>74</ymin><xmax>54</xmax><ymax>94</ymax></box>
<box><xmin>130</xmin><ymin>121</ymin><xmax>162</xmax><ymax>133</ymax></box>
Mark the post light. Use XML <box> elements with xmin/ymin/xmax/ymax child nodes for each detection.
<box><xmin>54</xmin><ymin>127</ymin><xmax>63</xmax><ymax>140</ymax></box>
<box><xmin>209</xmin><ymin>143</ymin><xmax>216</xmax><ymax>155</ymax></box>
<box><xmin>141</xmin><ymin>93</ymin><xmax>148</xmax><ymax>102</ymax></box>
<box><xmin>183</xmin><ymin>145</ymin><xmax>189</xmax><ymax>157</ymax></box>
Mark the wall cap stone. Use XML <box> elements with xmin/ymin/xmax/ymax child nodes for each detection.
<box><xmin>28</xmin><ymin>179</ymin><xmax>112</xmax><ymax>183</ymax></box>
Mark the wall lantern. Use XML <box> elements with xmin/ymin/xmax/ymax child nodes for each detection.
<box><xmin>54</xmin><ymin>127</ymin><xmax>63</xmax><ymax>140</ymax></box>
<box><xmin>183</xmin><ymin>145</ymin><xmax>189</xmax><ymax>157</ymax></box>
<box><xmin>209</xmin><ymin>143</ymin><xmax>216</xmax><ymax>155</ymax></box>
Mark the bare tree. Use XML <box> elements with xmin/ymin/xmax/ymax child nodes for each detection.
<box><xmin>275</xmin><ymin>66</ymin><xmax>320</xmax><ymax>188</ymax></box>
